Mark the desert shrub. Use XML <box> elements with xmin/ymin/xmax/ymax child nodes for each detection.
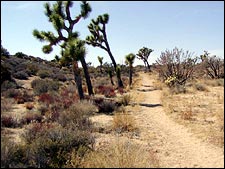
<box><xmin>25</xmin><ymin>103</ymin><xmax>34</xmax><ymax>110</ymax></box>
<box><xmin>1</xmin><ymin>63</ymin><xmax>12</xmax><ymax>84</ymax></box>
<box><xmin>1</xmin><ymin>115</ymin><xmax>18</xmax><ymax>128</ymax></box>
<box><xmin>13</xmin><ymin>70</ymin><xmax>29</xmax><ymax>80</ymax></box>
<box><xmin>112</xmin><ymin>111</ymin><xmax>137</xmax><ymax>133</ymax></box>
<box><xmin>96</xmin><ymin>85</ymin><xmax>116</xmax><ymax>98</ymax></box>
<box><xmin>22</xmin><ymin>122</ymin><xmax>94</xmax><ymax>168</ymax></box>
<box><xmin>119</xmin><ymin>94</ymin><xmax>132</xmax><ymax>106</ymax></box>
<box><xmin>1</xmin><ymin>80</ymin><xmax>18</xmax><ymax>92</ymax></box>
<box><xmin>1</xmin><ymin>98</ymin><xmax>14</xmax><ymax>113</ymax></box>
<box><xmin>2</xmin><ymin>88</ymin><xmax>21</xmax><ymax>98</ymax></box>
<box><xmin>21</xmin><ymin>112</ymin><xmax>43</xmax><ymax>125</ymax></box>
<box><xmin>21</xmin><ymin>90</ymin><xmax>34</xmax><ymax>102</ymax></box>
<box><xmin>200</xmin><ymin>51</ymin><xmax>224</xmax><ymax>79</ymax></box>
<box><xmin>26</xmin><ymin>63</ymin><xmax>39</xmax><ymax>75</ymax></box>
<box><xmin>53</xmin><ymin>73</ymin><xmax>67</xmax><ymax>82</ymax></box>
<box><xmin>82</xmin><ymin>139</ymin><xmax>159</xmax><ymax>168</ymax></box>
<box><xmin>38</xmin><ymin>93</ymin><xmax>55</xmax><ymax>105</ymax></box>
<box><xmin>37</xmin><ymin>69</ymin><xmax>52</xmax><ymax>79</ymax></box>
<box><xmin>204</xmin><ymin>78</ymin><xmax>224</xmax><ymax>87</ymax></box>
<box><xmin>156</xmin><ymin>47</ymin><xmax>197</xmax><ymax>87</ymax></box>
<box><xmin>118</xmin><ymin>87</ymin><xmax>125</xmax><ymax>95</ymax></box>
<box><xmin>31</xmin><ymin>79</ymin><xmax>60</xmax><ymax>95</ymax></box>
<box><xmin>15</xmin><ymin>52</ymin><xmax>27</xmax><ymax>59</ymax></box>
<box><xmin>37</xmin><ymin>103</ymin><xmax>49</xmax><ymax>115</ymax></box>
<box><xmin>1</xmin><ymin>43</ymin><xmax>10</xmax><ymax>56</ymax></box>
<box><xmin>1</xmin><ymin>137</ymin><xmax>28</xmax><ymax>168</ymax></box>
<box><xmin>170</xmin><ymin>84</ymin><xmax>187</xmax><ymax>94</ymax></box>
<box><xmin>58</xmin><ymin>101</ymin><xmax>95</xmax><ymax>131</ymax></box>
<box><xmin>97</xmin><ymin>99</ymin><xmax>116</xmax><ymax>114</ymax></box>
<box><xmin>194</xmin><ymin>83</ymin><xmax>208</xmax><ymax>91</ymax></box>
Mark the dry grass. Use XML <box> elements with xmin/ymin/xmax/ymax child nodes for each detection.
<box><xmin>161</xmin><ymin>78</ymin><xmax>224</xmax><ymax>148</ymax></box>
<box><xmin>1</xmin><ymin>98</ymin><xmax>15</xmax><ymax>113</ymax></box>
<box><xmin>119</xmin><ymin>94</ymin><xmax>132</xmax><ymax>106</ymax></box>
<box><xmin>81</xmin><ymin>139</ymin><xmax>159</xmax><ymax>168</ymax></box>
<box><xmin>112</xmin><ymin>109</ymin><xmax>137</xmax><ymax>133</ymax></box>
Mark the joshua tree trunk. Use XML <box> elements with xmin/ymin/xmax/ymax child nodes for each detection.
<box><xmin>103</xmin><ymin>33</ymin><xmax>124</xmax><ymax>88</ymax></box>
<box><xmin>129</xmin><ymin>66</ymin><xmax>133</xmax><ymax>86</ymax></box>
<box><xmin>146</xmin><ymin>60</ymin><xmax>151</xmax><ymax>72</ymax></box>
<box><xmin>73</xmin><ymin>61</ymin><xmax>84</xmax><ymax>99</ymax></box>
<box><xmin>80</xmin><ymin>57</ymin><xmax>94</xmax><ymax>95</ymax></box>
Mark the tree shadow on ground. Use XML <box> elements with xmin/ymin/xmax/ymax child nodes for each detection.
<box><xmin>139</xmin><ymin>103</ymin><xmax>162</xmax><ymax>108</ymax></box>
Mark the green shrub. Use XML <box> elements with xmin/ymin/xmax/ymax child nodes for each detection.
<box><xmin>1</xmin><ymin>88</ymin><xmax>21</xmax><ymax>98</ymax></box>
<box><xmin>58</xmin><ymin>101</ymin><xmax>96</xmax><ymax>130</ymax></box>
<box><xmin>53</xmin><ymin>73</ymin><xmax>67</xmax><ymax>82</ymax></box>
<box><xmin>13</xmin><ymin>71</ymin><xmax>29</xmax><ymax>80</ymax></box>
<box><xmin>1</xmin><ymin>63</ymin><xmax>12</xmax><ymax>84</ymax></box>
<box><xmin>1</xmin><ymin>80</ymin><xmax>18</xmax><ymax>92</ymax></box>
<box><xmin>26</xmin><ymin>63</ymin><xmax>39</xmax><ymax>75</ymax></box>
<box><xmin>37</xmin><ymin>69</ymin><xmax>51</xmax><ymax>79</ymax></box>
<box><xmin>31</xmin><ymin>79</ymin><xmax>60</xmax><ymax>95</ymax></box>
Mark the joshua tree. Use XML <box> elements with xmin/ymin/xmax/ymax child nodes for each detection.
<box><xmin>97</xmin><ymin>56</ymin><xmax>103</xmax><ymax>73</ymax></box>
<box><xmin>125</xmin><ymin>53</ymin><xmax>135</xmax><ymax>86</ymax></box>
<box><xmin>104</xmin><ymin>62</ymin><xmax>114</xmax><ymax>85</ymax></box>
<box><xmin>136</xmin><ymin>47</ymin><xmax>153</xmax><ymax>72</ymax></box>
<box><xmin>32</xmin><ymin>1</ymin><xmax>93</xmax><ymax>99</ymax></box>
<box><xmin>86</xmin><ymin>13</ymin><xmax>124</xmax><ymax>88</ymax></box>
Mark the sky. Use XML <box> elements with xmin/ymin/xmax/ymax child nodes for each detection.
<box><xmin>1</xmin><ymin>1</ymin><xmax>224</xmax><ymax>67</ymax></box>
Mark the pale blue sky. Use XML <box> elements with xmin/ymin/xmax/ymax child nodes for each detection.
<box><xmin>1</xmin><ymin>1</ymin><xmax>224</xmax><ymax>66</ymax></box>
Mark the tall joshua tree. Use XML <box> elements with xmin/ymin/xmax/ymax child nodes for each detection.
<box><xmin>136</xmin><ymin>47</ymin><xmax>153</xmax><ymax>72</ymax></box>
<box><xmin>97</xmin><ymin>56</ymin><xmax>103</xmax><ymax>73</ymax></box>
<box><xmin>125</xmin><ymin>53</ymin><xmax>135</xmax><ymax>86</ymax></box>
<box><xmin>32</xmin><ymin>1</ymin><xmax>93</xmax><ymax>99</ymax></box>
<box><xmin>86</xmin><ymin>13</ymin><xmax>124</xmax><ymax>88</ymax></box>
<box><xmin>60</xmin><ymin>39</ymin><xmax>88</xmax><ymax>99</ymax></box>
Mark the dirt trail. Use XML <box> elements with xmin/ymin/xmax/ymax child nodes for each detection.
<box><xmin>129</xmin><ymin>72</ymin><xmax>224</xmax><ymax>168</ymax></box>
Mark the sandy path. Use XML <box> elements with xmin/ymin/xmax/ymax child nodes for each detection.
<box><xmin>130</xmin><ymin>73</ymin><xmax>224</xmax><ymax>168</ymax></box>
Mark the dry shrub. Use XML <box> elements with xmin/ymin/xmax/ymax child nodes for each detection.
<box><xmin>181</xmin><ymin>110</ymin><xmax>193</xmax><ymax>120</ymax></box>
<box><xmin>194</xmin><ymin>83</ymin><xmax>209</xmax><ymax>92</ymax></box>
<box><xmin>58</xmin><ymin>100</ymin><xmax>97</xmax><ymax>131</ymax></box>
<box><xmin>21</xmin><ymin>112</ymin><xmax>43</xmax><ymax>125</ymax></box>
<box><xmin>1</xmin><ymin>115</ymin><xmax>18</xmax><ymax>128</ymax></box>
<box><xmin>119</xmin><ymin>94</ymin><xmax>132</xmax><ymax>106</ymax></box>
<box><xmin>82</xmin><ymin>139</ymin><xmax>159</xmax><ymax>168</ymax></box>
<box><xmin>204</xmin><ymin>78</ymin><xmax>224</xmax><ymax>87</ymax></box>
<box><xmin>112</xmin><ymin>110</ymin><xmax>137</xmax><ymax>133</ymax></box>
<box><xmin>25</xmin><ymin>103</ymin><xmax>34</xmax><ymax>110</ymax></box>
<box><xmin>1</xmin><ymin>98</ymin><xmax>14</xmax><ymax>113</ymax></box>
<box><xmin>1</xmin><ymin>137</ymin><xmax>28</xmax><ymax>168</ymax></box>
<box><xmin>21</xmin><ymin>122</ymin><xmax>94</xmax><ymax>168</ymax></box>
<box><xmin>217</xmin><ymin>110</ymin><xmax>224</xmax><ymax>132</ymax></box>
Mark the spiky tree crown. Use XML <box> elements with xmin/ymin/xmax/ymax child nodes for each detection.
<box><xmin>86</xmin><ymin>13</ymin><xmax>109</xmax><ymax>51</ymax></box>
<box><xmin>33</xmin><ymin>1</ymin><xmax>91</xmax><ymax>54</ymax></box>
<box><xmin>97</xmin><ymin>56</ymin><xmax>103</xmax><ymax>64</ymax></box>
<box><xmin>125</xmin><ymin>53</ymin><xmax>135</xmax><ymax>66</ymax></box>
<box><xmin>136</xmin><ymin>47</ymin><xmax>153</xmax><ymax>60</ymax></box>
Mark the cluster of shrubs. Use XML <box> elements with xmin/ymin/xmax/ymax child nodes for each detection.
<box><xmin>95</xmin><ymin>85</ymin><xmax>116</xmax><ymax>98</ymax></box>
<box><xmin>1</xmin><ymin>88</ymin><xmax>98</xmax><ymax>168</ymax></box>
<box><xmin>2</xmin><ymin>89</ymin><xmax>34</xmax><ymax>104</ymax></box>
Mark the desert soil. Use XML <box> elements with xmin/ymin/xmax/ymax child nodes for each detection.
<box><xmin>91</xmin><ymin>72</ymin><xmax>224</xmax><ymax>168</ymax></box>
